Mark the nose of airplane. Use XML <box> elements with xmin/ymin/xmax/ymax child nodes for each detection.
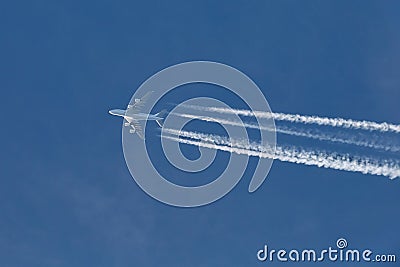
<box><xmin>109</xmin><ymin>109</ymin><xmax>126</xmax><ymax>117</ymax></box>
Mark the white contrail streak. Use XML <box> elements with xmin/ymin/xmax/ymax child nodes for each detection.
<box><xmin>162</xmin><ymin>129</ymin><xmax>400</xmax><ymax>179</ymax></box>
<box><xmin>173</xmin><ymin>113</ymin><xmax>400</xmax><ymax>152</ymax></box>
<box><xmin>182</xmin><ymin>105</ymin><xmax>400</xmax><ymax>133</ymax></box>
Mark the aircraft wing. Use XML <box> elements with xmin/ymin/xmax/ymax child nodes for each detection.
<box><xmin>131</xmin><ymin>121</ymin><xmax>144</xmax><ymax>140</ymax></box>
<box><xmin>126</xmin><ymin>91</ymin><xmax>154</xmax><ymax>114</ymax></box>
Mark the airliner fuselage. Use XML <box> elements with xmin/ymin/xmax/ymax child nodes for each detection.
<box><xmin>109</xmin><ymin>109</ymin><xmax>163</xmax><ymax>122</ymax></box>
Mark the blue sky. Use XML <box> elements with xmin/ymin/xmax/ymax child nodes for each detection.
<box><xmin>1</xmin><ymin>1</ymin><xmax>399</xmax><ymax>266</ymax></box>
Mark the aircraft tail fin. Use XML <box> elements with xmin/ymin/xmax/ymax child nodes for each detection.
<box><xmin>155</xmin><ymin>109</ymin><xmax>168</xmax><ymax>127</ymax></box>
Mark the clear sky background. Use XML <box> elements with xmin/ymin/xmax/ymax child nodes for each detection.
<box><xmin>1</xmin><ymin>1</ymin><xmax>399</xmax><ymax>266</ymax></box>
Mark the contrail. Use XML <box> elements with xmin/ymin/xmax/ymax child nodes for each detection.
<box><xmin>182</xmin><ymin>104</ymin><xmax>400</xmax><ymax>133</ymax></box>
<box><xmin>173</xmin><ymin>113</ymin><xmax>400</xmax><ymax>152</ymax></box>
<box><xmin>162</xmin><ymin>129</ymin><xmax>400</xmax><ymax>179</ymax></box>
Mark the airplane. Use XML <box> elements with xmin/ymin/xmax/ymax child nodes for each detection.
<box><xmin>109</xmin><ymin>91</ymin><xmax>167</xmax><ymax>139</ymax></box>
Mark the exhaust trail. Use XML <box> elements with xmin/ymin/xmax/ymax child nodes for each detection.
<box><xmin>182</xmin><ymin>104</ymin><xmax>400</xmax><ymax>133</ymax></box>
<box><xmin>173</xmin><ymin>113</ymin><xmax>400</xmax><ymax>153</ymax></box>
<box><xmin>162</xmin><ymin>129</ymin><xmax>400</xmax><ymax>180</ymax></box>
